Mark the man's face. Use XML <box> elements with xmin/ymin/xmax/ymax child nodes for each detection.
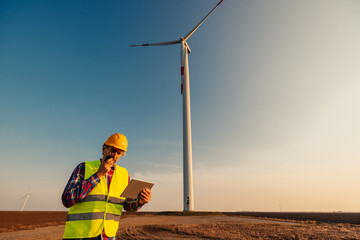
<box><xmin>103</xmin><ymin>146</ymin><xmax>125</xmax><ymax>163</ymax></box>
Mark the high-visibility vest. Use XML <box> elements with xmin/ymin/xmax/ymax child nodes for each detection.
<box><xmin>63</xmin><ymin>160</ymin><xmax>129</xmax><ymax>239</ymax></box>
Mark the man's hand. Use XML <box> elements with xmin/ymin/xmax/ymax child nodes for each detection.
<box><xmin>138</xmin><ymin>188</ymin><xmax>152</xmax><ymax>205</ymax></box>
<box><xmin>96</xmin><ymin>158</ymin><xmax>115</xmax><ymax>178</ymax></box>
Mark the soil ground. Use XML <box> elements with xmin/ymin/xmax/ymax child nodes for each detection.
<box><xmin>1</xmin><ymin>211</ymin><xmax>360</xmax><ymax>239</ymax></box>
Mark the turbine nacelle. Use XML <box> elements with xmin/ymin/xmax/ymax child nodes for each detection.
<box><xmin>180</xmin><ymin>38</ymin><xmax>191</xmax><ymax>54</ymax></box>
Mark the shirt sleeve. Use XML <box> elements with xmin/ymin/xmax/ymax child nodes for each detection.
<box><xmin>61</xmin><ymin>162</ymin><xmax>101</xmax><ymax>208</ymax></box>
<box><xmin>123</xmin><ymin>175</ymin><xmax>145</xmax><ymax>212</ymax></box>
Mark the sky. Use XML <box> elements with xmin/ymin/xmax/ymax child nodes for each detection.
<box><xmin>0</xmin><ymin>0</ymin><xmax>359</xmax><ymax>212</ymax></box>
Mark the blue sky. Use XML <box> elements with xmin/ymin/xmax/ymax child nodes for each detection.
<box><xmin>1</xmin><ymin>0</ymin><xmax>360</xmax><ymax>212</ymax></box>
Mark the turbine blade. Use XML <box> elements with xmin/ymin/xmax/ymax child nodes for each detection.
<box><xmin>21</xmin><ymin>196</ymin><xmax>30</xmax><ymax>212</ymax></box>
<box><xmin>130</xmin><ymin>40</ymin><xmax>181</xmax><ymax>47</ymax></box>
<box><xmin>184</xmin><ymin>0</ymin><xmax>224</xmax><ymax>41</ymax></box>
<box><xmin>19</xmin><ymin>194</ymin><xmax>27</xmax><ymax>200</ymax></box>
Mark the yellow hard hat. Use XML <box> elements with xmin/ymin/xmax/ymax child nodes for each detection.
<box><xmin>104</xmin><ymin>133</ymin><xmax>128</xmax><ymax>152</ymax></box>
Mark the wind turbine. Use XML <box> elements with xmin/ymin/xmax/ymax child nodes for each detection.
<box><xmin>131</xmin><ymin>0</ymin><xmax>223</xmax><ymax>211</ymax></box>
<box><xmin>20</xmin><ymin>189</ymin><xmax>32</xmax><ymax>212</ymax></box>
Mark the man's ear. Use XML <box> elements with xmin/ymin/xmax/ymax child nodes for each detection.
<box><xmin>102</xmin><ymin>145</ymin><xmax>106</xmax><ymax>156</ymax></box>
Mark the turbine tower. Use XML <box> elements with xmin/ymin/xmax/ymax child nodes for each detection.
<box><xmin>20</xmin><ymin>189</ymin><xmax>32</xmax><ymax>212</ymax></box>
<box><xmin>131</xmin><ymin>0</ymin><xmax>223</xmax><ymax>211</ymax></box>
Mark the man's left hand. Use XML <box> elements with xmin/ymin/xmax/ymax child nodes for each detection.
<box><xmin>138</xmin><ymin>188</ymin><xmax>152</xmax><ymax>205</ymax></box>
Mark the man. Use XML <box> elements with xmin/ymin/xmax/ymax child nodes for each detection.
<box><xmin>62</xmin><ymin>133</ymin><xmax>151</xmax><ymax>240</ymax></box>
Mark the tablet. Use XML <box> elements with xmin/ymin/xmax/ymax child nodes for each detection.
<box><xmin>120</xmin><ymin>178</ymin><xmax>154</xmax><ymax>199</ymax></box>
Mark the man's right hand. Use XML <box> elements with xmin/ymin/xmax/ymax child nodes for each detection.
<box><xmin>96</xmin><ymin>157</ymin><xmax>115</xmax><ymax>178</ymax></box>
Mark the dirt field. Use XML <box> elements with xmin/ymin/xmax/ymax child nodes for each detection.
<box><xmin>1</xmin><ymin>211</ymin><xmax>360</xmax><ymax>239</ymax></box>
<box><xmin>227</xmin><ymin>212</ymin><xmax>360</xmax><ymax>224</ymax></box>
<box><xmin>0</xmin><ymin>211</ymin><xmax>67</xmax><ymax>232</ymax></box>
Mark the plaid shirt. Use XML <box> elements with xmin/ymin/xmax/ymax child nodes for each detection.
<box><xmin>62</xmin><ymin>161</ymin><xmax>143</xmax><ymax>240</ymax></box>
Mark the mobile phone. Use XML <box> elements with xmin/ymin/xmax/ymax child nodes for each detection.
<box><xmin>104</xmin><ymin>155</ymin><xmax>112</xmax><ymax>162</ymax></box>
<box><xmin>104</xmin><ymin>155</ymin><xmax>115</xmax><ymax>170</ymax></box>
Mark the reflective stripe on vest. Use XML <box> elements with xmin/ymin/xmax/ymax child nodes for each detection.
<box><xmin>67</xmin><ymin>212</ymin><xmax>121</xmax><ymax>222</ymax></box>
<box><xmin>63</xmin><ymin>160</ymin><xmax>129</xmax><ymax>239</ymax></box>
<box><xmin>79</xmin><ymin>194</ymin><xmax>125</xmax><ymax>206</ymax></box>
